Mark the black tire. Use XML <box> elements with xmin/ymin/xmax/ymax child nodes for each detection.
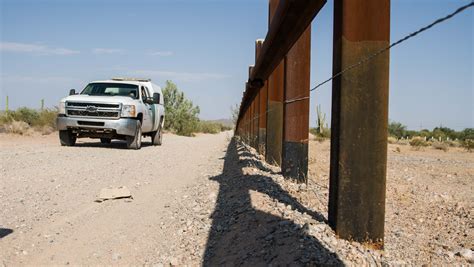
<box><xmin>59</xmin><ymin>130</ymin><xmax>76</xmax><ymax>146</ymax></box>
<box><xmin>126</xmin><ymin>120</ymin><xmax>142</xmax><ymax>150</ymax></box>
<box><xmin>100</xmin><ymin>138</ymin><xmax>112</xmax><ymax>144</ymax></box>
<box><xmin>151</xmin><ymin>124</ymin><xmax>163</xmax><ymax>146</ymax></box>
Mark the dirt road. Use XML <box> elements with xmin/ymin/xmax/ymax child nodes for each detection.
<box><xmin>0</xmin><ymin>132</ymin><xmax>231</xmax><ymax>265</ymax></box>
<box><xmin>1</xmin><ymin>132</ymin><xmax>473</xmax><ymax>265</ymax></box>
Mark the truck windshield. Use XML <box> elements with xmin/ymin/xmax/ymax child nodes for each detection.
<box><xmin>81</xmin><ymin>83</ymin><xmax>139</xmax><ymax>99</ymax></box>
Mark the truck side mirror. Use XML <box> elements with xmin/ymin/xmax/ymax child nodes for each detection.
<box><xmin>69</xmin><ymin>89</ymin><xmax>76</xmax><ymax>95</ymax></box>
<box><xmin>153</xmin><ymin>93</ymin><xmax>160</xmax><ymax>104</ymax></box>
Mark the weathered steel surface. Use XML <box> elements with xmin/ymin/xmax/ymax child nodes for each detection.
<box><xmin>265</xmin><ymin>0</ymin><xmax>284</xmax><ymax>166</ymax></box>
<box><xmin>250</xmin><ymin>100</ymin><xmax>255</xmax><ymax>148</ymax></box>
<box><xmin>258</xmin><ymin>87</ymin><xmax>267</xmax><ymax>155</ymax></box>
<box><xmin>282</xmin><ymin>26</ymin><xmax>311</xmax><ymax>182</ymax></box>
<box><xmin>252</xmin><ymin>94</ymin><xmax>260</xmax><ymax>149</ymax></box>
<box><xmin>256</xmin><ymin>39</ymin><xmax>268</xmax><ymax>155</ymax></box>
<box><xmin>329</xmin><ymin>0</ymin><xmax>390</xmax><ymax>248</ymax></box>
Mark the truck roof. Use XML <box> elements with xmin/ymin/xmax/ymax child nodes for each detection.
<box><xmin>87</xmin><ymin>78</ymin><xmax>162</xmax><ymax>93</ymax></box>
<box><xmin>90</xmin><ymin>79</ymin><xmax>142</xmax><ymax>86</ymax></box>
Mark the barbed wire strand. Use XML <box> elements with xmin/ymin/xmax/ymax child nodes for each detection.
<box><xmin>309</xmin><ymin>1</ymin><xmax>474</xmax><ymax>93</ymax></box>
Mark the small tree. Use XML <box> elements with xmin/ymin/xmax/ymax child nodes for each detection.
<box><xmin>230</xmin><ymin>104</ymin><xmax>239</xmax><ymax>126</ymax></box>
<box><xmin>162</xmin><ymin>80</ymin><xmax>200</xmax><ymax>136</ymax></box>
<box><xmin>388</xmin><ymin>121</ymin><xmax>406</xmax><ymax>139</ymax></box>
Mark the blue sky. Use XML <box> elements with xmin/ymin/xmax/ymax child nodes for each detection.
<box><xmin>0</xmin><ymin>0</ymin><xmax>472</xmax><ymax>130</ymax></box>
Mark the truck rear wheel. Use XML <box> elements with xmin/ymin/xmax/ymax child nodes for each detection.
<box><xmin>126</xmin><ymin>120</ymin><xmax>142</xmax><ymax>150</ymax></box>
<box><xmin>151</xmin><ymin>124</ymin><xmax>163</xmax><ymax>146</ymax></box>
<box><xmin>59</xmin><ymin>130</ymin><xmax>76</xmax><ymax>146</ymax></box>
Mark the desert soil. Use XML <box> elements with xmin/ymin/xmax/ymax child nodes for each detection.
<box><xmin>0</xmin><ymin>132</ymin><xmax>472</xmax><ymax>265</ymax></box>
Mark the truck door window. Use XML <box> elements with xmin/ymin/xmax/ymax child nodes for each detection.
<box><xmin>141</xmin><ymin>87</ymin><xmax>149</xmax><ymax>102</ymax></box>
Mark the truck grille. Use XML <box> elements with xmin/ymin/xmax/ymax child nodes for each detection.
<box><xmin>66</xmin><ymin>102</ymin><xmax>121</xmax><ymax>119</ymax></box>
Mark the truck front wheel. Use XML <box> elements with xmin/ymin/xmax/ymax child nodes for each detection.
<box><xmin>126</xmin><ymin>120</ymin><xmax>142</xmax><ymax>150</ymax></box>
<box><xmin>59</xmin><ymin>130</ymin><xmax>76</xmax><ymax>146</ymax></box>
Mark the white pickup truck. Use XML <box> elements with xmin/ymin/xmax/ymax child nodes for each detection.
<box><xmin>57</xmin><ymin>78</ymin><xmax>165</xmax><ymax>149</ymax></box>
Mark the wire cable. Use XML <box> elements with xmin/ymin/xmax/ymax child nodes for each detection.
<box><xmin>309</xmin><ymin>1</ymin><xmax>474</xmax><ymax>93</ymax></box>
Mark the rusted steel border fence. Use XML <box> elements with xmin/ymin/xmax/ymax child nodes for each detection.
<box><xmin>235</xmin><ymin>0</ymin><xmax>391</xmax><ymax>247</ymax></box>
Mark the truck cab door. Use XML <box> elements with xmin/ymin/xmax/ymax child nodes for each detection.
<box><xmin>140</xmin><ymin>86</ymin><xmax>153</xmax><ymax>133</ymax></box>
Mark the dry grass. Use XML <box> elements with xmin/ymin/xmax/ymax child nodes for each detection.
<box><xmin>387</xmin><ymin>136</ymin><xmax>398</xmax><ymax>144</ymax></box>
<box><xmin>432</xmin><ymin>141</ymin><xmax>449</xmax><ymax>152</ymax></box>
<box><xmin>409</xmin><ymin>137</ymin><xmax>429</xmax><ymax>150</ymax></box>
<box><xmin>0</xmin><ymin>108</ymin><xmax>58</xmax><ymax>135</ymax></box>
<box><xmin>3</xmin><ymin>120</ymin><xmax>34</xmax><ymax>135</ymax></box>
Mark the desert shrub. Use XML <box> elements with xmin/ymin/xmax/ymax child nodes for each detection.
<box><xmin>0</xmin><ymin>113</ymin><xmax>12</xmax><ymax>126</ymax></box>
<box><xmin>4</xmin><ymin>120</ymin><xmax>32</xmax><ymax>135</ymax></box>
<box><xmin>35</xmin><ymin>108</ymin><xmax>58</xmax><ymax>129</ymax></box>
<box><xmin>39</xmin><ymin>126</ymin><xmax>55</xmax><ymax>135</ymax></box>
<box><xmin>461</xmin><ymin>139</ymin><xmax>474</xmax><ymax>152</ymax></box>
<box><xmin>230</xmin><ymin>104</ymin><xmax>239</xmax><ymax>126</ymax></box>
<box><xmin>314</xmin><ymin>135</ymin><xmax>326</xmax><ymax>143</ymax></box>
<box><xmin>320</xmin><ymin>128</ymin><xmax>331</xmax><ymax>138</ymax></box>
<box><xmin>387</xmin><ymin>136</ymin><xmax>398</xmax><ymax>144</ymax></box>
<box><xmin>198</xmin><ymin>121</ymin><xmax>233</xmax><ymax>134</ymax></box>
<box><xmin>409</xmin><ymin>137</ymin><xmax>429</xmax><ymax>150</ymax></box>
<box><xmin>162</xmin><ymin>80</ymin><xmax>200</xmax><ymax>136</ymax></box>
<box><xmin>432</xmin><ymin>141</ymin><xmax>449</xmax><ymax>152</ymax></box>
<box><xmin>310</xmin><ymin>127</ymin><xmax>331</xmax><ymax>139</ymax></box>
<box><xmin>445</xmin><ymin>140</ymin><xmax>460</xmax><ymax>147</ymax></box>
<box><xmin>9</xmin><ymin>107</ymin><xmax>40</xmax><ymax>126</ymax></box>
<box><xmin>397</xmin><ymin>139</ymin><xmax>409</xmax><ymax>146</ymax></box>
<box><xmin>458</xmin><ymin>128</ymin><xmax>474</xmax><ymax>141</ymax></box>
<box><xmin>198</xmin><ymin>121</ymin><xmax>222</xmax><ymax>134</ymax></box>
<box><xmin>0</xmin><ymin>107</ymin><xmax>58</xmax><ymax>135</ymax></box>
<box><xmin>388</xmin><ymin>121</ymin><xmax>406</xmax><ymax>139</ymax></box>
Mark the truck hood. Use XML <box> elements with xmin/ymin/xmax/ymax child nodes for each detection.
<box><xmin>60</xmin><ymin>95</ymin><xmax>138</xmax><ymax>105</ymax></box>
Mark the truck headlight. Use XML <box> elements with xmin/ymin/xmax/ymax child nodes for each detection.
<box><xmin>59</xmin><ymin>102</ymin><xmax>66</xmax><ymax>114</ymax></box>
<box><xmin>121</xmin><ymin>105</ymin><xmax>136</xmax><ymax>117</ymax></box>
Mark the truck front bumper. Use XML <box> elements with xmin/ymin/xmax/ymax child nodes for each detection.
<box><xmin>57</xmin><ymin>115</ymin><xmax>137</xmax><ymax>136</ymax></box>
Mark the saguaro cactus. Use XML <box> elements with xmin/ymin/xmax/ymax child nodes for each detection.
<box><xmin>316</xmin><ymin>104</ymin><xmax>327</xmax><ymax>134</ymax></box>
<box><xmin>41</xmin><ymin>99</ymin><xmax>45</xmax><ymax>111</ymax></box>
<box><xmin>5</xmin><ymin>96</ymin><xmax>9</xmax><ymax>113</ymax></box>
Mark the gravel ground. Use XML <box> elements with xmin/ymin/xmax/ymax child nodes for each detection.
<box><xmin>0</xmin><ymin>132</ymin><xmax>231</xmax><ymax>265</ymax></box>
<box><xmin>1</xmin><ymin>132</ymin><xmax>472</xmax><ymax>265</ymax></box>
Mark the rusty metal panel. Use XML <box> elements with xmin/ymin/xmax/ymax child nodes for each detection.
<box><xmin>255</xmin><ymin>39</ymin><xmax>267</xmax><ymax>155</ymax></box>
<box><xmin>249</xmin><ymin>102</ymin><xmax>253</xmax><ymax>146</ymax></box>
<box><xmin>265</xmin><ymin>0</ymin><xmax>284</xmax><ymax>166</ymax></box>
<box><xmin>253</xmin><ymin>93</ymin><xmax>260</xmax><ymax>149</ymax></box>
<box><xmin>282</xmin><ymin>26</ymin><xmax>311</xmax><ymax>182</ymax></box>
<box><xmin>250</xmin><ymin>98</ymin><xmax>255</xmax><ymax>148</ymax></box>
<box><xmin>258</xmin><ymin>82</ymin><xmax>268</xmax><ymax>156</ymax></box>
<box><xmin>329</xmin><ymin>0</ymin><xmax>390</xmax><ymax>248</ymax></box>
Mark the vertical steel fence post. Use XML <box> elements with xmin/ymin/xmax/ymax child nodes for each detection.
<box><xmin>255</xmin><ymin>39</ymin><xmax>268</xmax><ymax>156</ymax></box>
<box><xmin>266</xmin><ymin>0</ymin><xmax>284</xmax><ymax>166</ymax></box>
<box><xmin>329</xmin><ymin>0</ymin><xmax>390</xmax><ymax>248</ymax></box>
<box><xmin>282</xmin><ymin>26</ymin><xmax>311</xmax><ymax>182</ymax></box>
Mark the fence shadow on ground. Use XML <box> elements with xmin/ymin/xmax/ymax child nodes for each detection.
<box><xmin>0</xmin><ymin>228</ymin><xmax>13</xmax><ymax>239</ymax></box>
<box><xmin>203</xmin><ymin>138</ymin><xmax>342</xmax><ymax>265</ymax></box>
